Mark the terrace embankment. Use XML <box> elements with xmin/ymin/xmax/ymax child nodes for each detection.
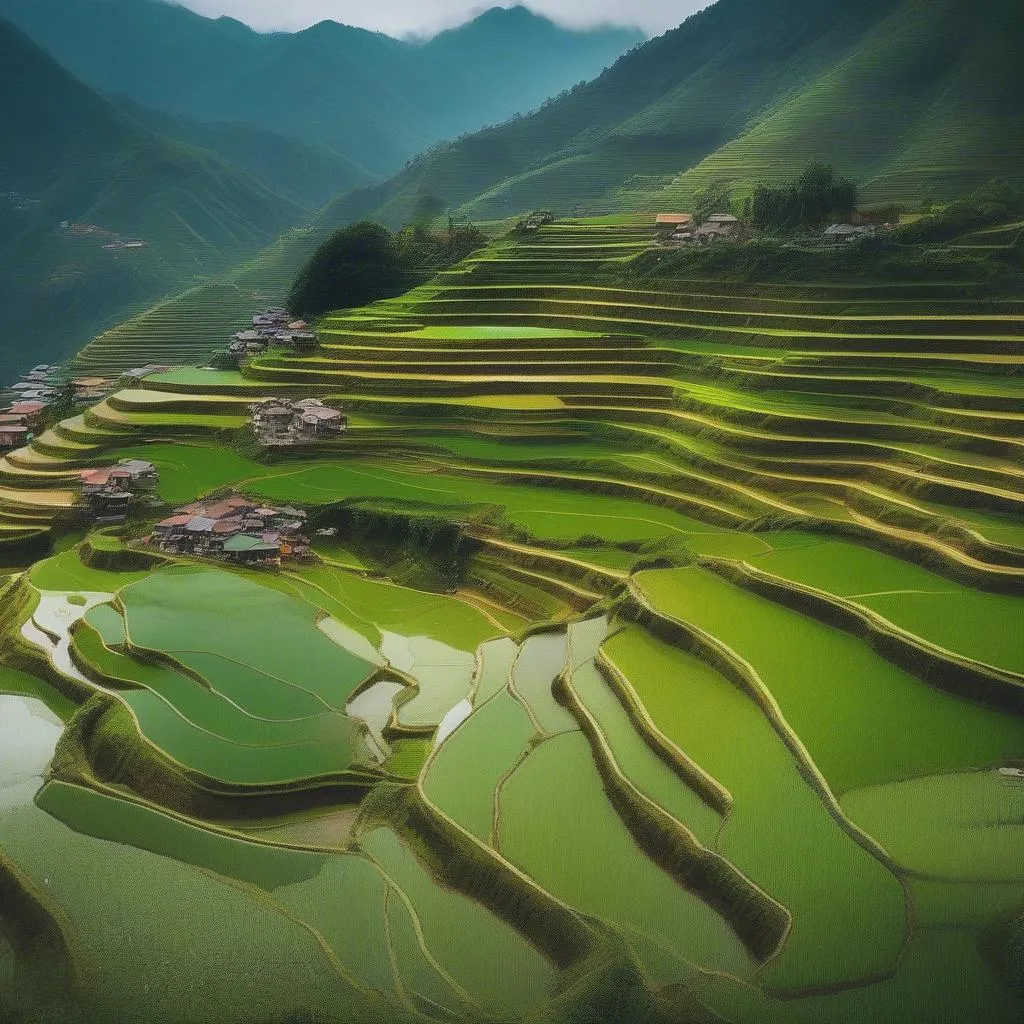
<box><xmin>1</xmin><ymin>218</ymin><xmax>1022</xmax><ymax>1021</ymax></box>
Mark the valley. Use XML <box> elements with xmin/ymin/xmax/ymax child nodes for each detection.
<box><xmin>1</xmin><ymin>214</ymin><xmax>1022</xmax><ymax>1022</ymax></box>
<box><xmin>0</xmin><ymin>0</ymin><xmax>1022</xmax><ymax>1020</ymax></box>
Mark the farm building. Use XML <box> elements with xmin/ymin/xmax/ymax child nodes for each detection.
<box><xmin>0</xmin><ymin>423</ymin><xmax>29</xmax><ymax>448</ymax></box>
<box><xmin>228</xmin><ymin>311</ymin><xmax>318</xmax><ymax>361</ymax></box>
<box><xmin>79</xmin><ymin>459</ymin><xmax>158</xmax><ymax>523</ymax></box>
<box><xmin>696</xmin><ymin>214</ymin><xmax>740</xmax><ymax>241</ymax></box>
<box><xmin>521</xmin><ymin>211</ymin><xmax>556</xmax><ymax>231</ymax></box>
<box><xmin>222</xmin><ymin>534</ymin><xmax>282</xmax><ymax>565</ymax></box>
<box><xmin>656</xmin><ymin>213</ymin><xmax>693</xmax><ymax>228</ymax></box>
<box><xmin>251</xmin><ymin>398</ymin><xmax>347</xmax><ymax>445</ymax></box>
<box><xmin>6</xmin><ymin>401</ymin><xmax>48</xmax><ymax>430</ymax></box>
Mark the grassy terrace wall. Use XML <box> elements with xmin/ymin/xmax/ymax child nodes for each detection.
<box><xmin>50</xmin><ymin>694</ymin><xmax>380</xmax><ymax>822</ymax></box>
<box><xmin>1</xmin><ymin>219</ymin><xmax>1022</xmax><ymax>1022</ymax></box>
<box><xmin>552</xmin><ymin>668</ymin><xmax>790</xmax><ymax>962</ymax></box>
<box><xmin>701</xmin><ymin>558</ymin><xmax>1024</xmax><ymax>713</ymax></box>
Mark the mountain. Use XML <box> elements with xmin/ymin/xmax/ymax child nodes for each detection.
<box><xmin>0</xmin><ymin>16</ymin><xmax>307</xmax><ymax>381</ymax></box>
<box><xmin>0</xmin><ymin>0</ymin><xmax>643</xmax><ymax>177</ymax></box>
<box><xmin>111</xmin><ymin>97</ymin><xmax>374</xmax><ymax>209</ymax></box>
<box><xmin>319</xmin><ymin>0</ymin><xmax>1024</xmax><ymax>227</ymax></box>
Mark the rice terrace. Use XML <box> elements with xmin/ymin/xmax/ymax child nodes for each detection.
<box><xmin>1</xmin><ymin>0</ymin><xmax>1023</xmax><ymax>1022</ymax></box>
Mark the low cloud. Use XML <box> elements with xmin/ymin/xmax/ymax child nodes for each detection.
<box><xmin>172</xmin><ymin>0</ymin><xmax>705</xmax><ymax>37</ymax></box>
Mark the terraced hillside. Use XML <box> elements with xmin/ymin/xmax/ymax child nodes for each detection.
<box><xmin>1</xmin><ymin>219</ymin><xmax>1022</xmax><ymax>1023</ymax></box>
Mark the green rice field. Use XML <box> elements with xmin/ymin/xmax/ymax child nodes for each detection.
<box><xmin>1</xmin><ymin>217</ymin><xmax>1021</xmax><ymax>1023</ymax></box>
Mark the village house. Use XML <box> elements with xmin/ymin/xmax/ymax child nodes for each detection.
<box><xmin>520</xmin><ymin>211</ymin><xmax>556</xmax><ymax>232</ymax></box>
<box><xmin>656</xmin><ymin>212</ymin><xmax>693</xmax><ymax>226</ymax></box>
<box><xmin>221</xmin><ymin>534</ymin><xmax>282</xmax><ymax>565</ymax></box>
<box><xmin>79</xmin><ymin>459</ymin><xmax>159</xmax><ymax>523</ymax></box>
<box><xmin>71</xmin><ymin>377</ymin><xmax>115</xmax><ymax>402</ymax></box>
<box><xmin>225</xmin><ymin>310</ymin><xmax>318</xmax><ymax>364</ymax></box>
<box><xmin>0</xmin><ymin>422</ymin><xmax>29</xmax><ymax>448</ymax></box>
<box><xmin>6</xmin><ymin>401</ymin><xmax>48</xmax><ymax>431</ymax></box>
<box><xmin>251</xmin><ymin>398</ymin><xmax>347</xmax><ymax>445</ymax></box>
<box><xmin>696</xmin><ymin>213</ymin><xmax>740</xmax><ymax>242</ymax></box>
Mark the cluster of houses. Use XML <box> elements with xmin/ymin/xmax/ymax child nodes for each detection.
<box><xmin>519</xmin><ymin>210</ymin><xmax>557</xmax><ymax>232</ymax></box>
<box><xmin>227</xmin><ymin>308</ymin><xmax>319</xmax><ymax>362</ymax></box>
<box><xmin>148</xmin><ymin>494</ymin><xmax>311</xmax><ymax>565</ymax></box>
<box><xmin>79</xmin><ymin>459</ymin><xmax>159</xmax><ymax>522</ymax></box>
<box><xmin>0</xmin><ymin>366</ymin><xmax>57</xmax><ymax>448</ymax></box>
<box><xmin>251</xmin><ymin>398</ymin><xmax>348</xmax><ymax>446</ymax></box>
<box><xmin>656</xmin><ymin>212</ymin><xmax>886</xmax><ymax>248</ymax></box>
<box><xmin>656</xmin><ymin>212</ymin><xmax>742</xmax><ymax>246</ymax></box>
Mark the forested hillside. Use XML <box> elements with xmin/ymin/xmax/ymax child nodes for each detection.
<box><xmin>322</xmin><ymin>0</ymin><xmax>1024</xmax><ymax>226</ymax></box>
<box><xmin>0</xmin><ymin>0</ymin><xmax>642</xmax><ymax>177</ymax></box>
<box><xmin>0</xmin><ymin>16</ymin><xmax>307</xmax><ymax>380</ymax></box>
<box><xmin>113</xmin><ymin>97</ymin><xmax>374</xmax><ymax>209</ymax></box>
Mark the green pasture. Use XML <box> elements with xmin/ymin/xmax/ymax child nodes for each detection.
<box><xmin>285</xmin><ymin>564</ymin><xmax>500</xmax><ymax>652</ymax></box>
<box><xmin>909</xmin><ymin>878</ymin><xmax>1024</xmax><ymax>930</ymax></box>
<box><xmin>0</xmin><ymin>666</ymin><xmax>75</xmax><ymax>721</ymax></box>
<box><xmin>84</xmin><ymin>603</ymin><xmax>126</xmax><ymax>646</ymax></box>
<box><xmin>110</xmin><ymin>443</ymin><xmax>268</xmax><ymax>505</ymax></box>
<box><xmin>245</xmin><ymin>458</ymin><xmax>733</xmax><ymax>546</ymax></box>
<box><xmin>272</xmin><ymin>853</ymin><xmax>399</xmax><ymax>997</ymax></box>
<box><xmin>601</xmin><ymin>625</ymin><xmax>907</xmax><ymax>992</ymax></box>
<box><xmin>38</xmin><ymin>781</ymin><xmax>325</xmax><ymax>889</ymax></box>
<box><xmin>383</xmin><ymin>738</ymin><xmax>431</xmax><ymax>778</ymax></box>
<box><xmin>471</xmin><ymin>637</ymin><xmax>519</xmax><ymax>704</ymax></box>
<box><xmin>0</xmin><ymin>784</ymin><xmax>372</xmax><ymax>1024</ymax></box>
<box><xmin>72</xmin><ymin>625</ymin><xmax>371</xmax><ymax>785</ymax></box>
<box><xmin>633</xmin><ymin>568</ymin><xmax>1024</xmax><ymax>791</ymax></box>
<box><xmin>389</xmin><ymin>635</ymin><xmax>477</xmax><ymax>730</ymax></box>
<box><xmin>30</xmin><ymin>548</ymin><xmax>153</xmax><ymax>592</ymax></box>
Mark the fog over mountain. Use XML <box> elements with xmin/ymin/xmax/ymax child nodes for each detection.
<box><xmin>171</xmin><ymin>0</ymin><xmax>691</xmax><ymax>36</ymax></box>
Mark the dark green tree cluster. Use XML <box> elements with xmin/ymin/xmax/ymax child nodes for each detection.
<box><xmin>746</xmin><ymin>162</ymin><xmax>857</xmax><ymax>231</ymax></box>
<box><xmin>895</xmin><ymin>180</ymin><xmax>1024</xmax><ymax>245</ymax></box>
<box><xmin>288</xmin><ymin>220</ymin><xmax>486</xmax><ymax>317</ymax></box>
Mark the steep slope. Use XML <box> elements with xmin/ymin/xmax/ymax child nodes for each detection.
<box><xmin>0</xmin><ymin>0</ymin><xmax>642</xmax><ymax>176</ymax></box>
<box><xmin>658</xmin><ymin>0</ymin><xmax>1024</xmax><ymax>205</ymax></box>
<box><xmin>321</xmin><ymin>0</ymin><xmax>1023</xmax><ymax>226</ymax></box>
<box><xmin>0</xmin><ymin>17</ymin><xmax>305</xmax><ymax>380</ymax></box>
<box><xmin>112</xmin><ymin>98</ymin><xmax>374</xmax><ymax>209</ymax></box>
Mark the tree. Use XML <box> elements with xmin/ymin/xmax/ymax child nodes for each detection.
<box><xmin>748</xmin><ymin>162</ymin><xmax>858</xmax><ymax>231</ymax></box>
<box><xmin>287</xmin><ymin>222</ymin><xmax>406</xmax><ymax>317</ymax></box>
<box><xmin>693</xmin><ymin>180</ymin><xmax>734</xmax><ymax>224</ymax></box>
<box><xmin>288</xmin><ymin>219</ymin><xmax>488</xmax><ymax>318</ymax></box>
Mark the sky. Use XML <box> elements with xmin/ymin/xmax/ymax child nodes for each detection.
<box><xmin>170</xmin><ymin>0</ymin><xmax>704</xmax><ymax>38</ymax></box>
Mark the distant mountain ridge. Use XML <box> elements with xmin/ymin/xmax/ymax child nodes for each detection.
<box><xmin>0</xmin><ymin>0</ymin><xmax>643</xmax><ymax>177</ymax></box>
<box><xmin>319</xmin><ymin>0</ymin><xmax>1024</xmax><ymax>227</ymax></box>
